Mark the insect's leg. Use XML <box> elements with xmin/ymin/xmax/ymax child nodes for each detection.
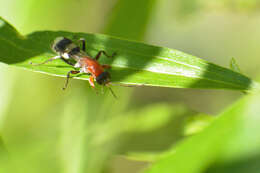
<box><xmin>89</xmin><ymin>76</ymin><xmax>100</xmax><ymax>95</ymax></box>
<box><xmin>63</xmin><ymin>70</ymin><xmax>80</xmax><ymax>90</ymax></box>
<box><xmin>61</xmin><ymin>57</ymin><xmax>75</xmax><ymax>66</ymax></box>
<box><xmin>30</xmin><ymin>56</ymin><xmax>60</xmax><ymax>66</ymax></box>
<box><xmin>106</xmin><ymin>84</ymin><xmax>117</xmax><ymax>99</ymax></box>
<box><xmin>88</xmin><ymin>76</ymin><xmax>95</xmax><ymax>88</ymax></box>
<box><xmin>95</xmin><ymin>51</ymin><xmax>116</xmax><ymax>61</ymax></box>
<box><xmin>78</xmin><ymin>38</ymin><xmax>86</xmax><ymax>51</ymax></box>
<box><xmin>102</xmin><ymin>64</ymin><xmax>111</xmax><ymax>69</ymax></box>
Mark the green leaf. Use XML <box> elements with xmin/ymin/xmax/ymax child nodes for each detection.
<box><xmin>0</xmin><ymin>17</ymin><xmax>258</xmax><ymax>91</ymax></box>
<box><xmin>104</xmin><ymin>0</ymin><xmax>157</xmax><ymax>41</ymax></box>
<box><xmin>144</xmin><ymin>91</ymin><xmax>260</xmax><ymax>173</ymax></box>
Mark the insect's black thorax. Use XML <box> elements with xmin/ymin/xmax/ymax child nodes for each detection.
<box><xmin>52</xmin><ymin>37</ymin><xmax>81</xmax><ymax>55</ymax></box>
<box><xmin>53</xmin><ymin>37</ymin><xmax>72</xmax><ymax>52</ymax></box>
<box><xmin>69</xmin><ymin>47</ymin><xmax>81</xmax><ymax>55</ymax></box>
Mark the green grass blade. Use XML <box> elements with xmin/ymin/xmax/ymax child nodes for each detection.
<box><xmin>144</xmin><ymin>91</ymin><xmax>260</xmax><ymax>173</ymax></box>
<box><xmin>104</xmin><ymin>0</ymin><xmax>157</xmax><ymax>41</ymax></box>
<box><xmin>0</xmin><ymin>17</ymin><xmax>258</xmax><ymax>91</ymax></box>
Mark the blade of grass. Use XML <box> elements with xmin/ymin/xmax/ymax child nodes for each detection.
<box><xmin>104</xmin><ymin>0</ymin><xmax>157</xmax><ymax>41</ymax></box>
<box><xmin>0</xmin><ymin>17</ymin><xmax>259</xmax><ymax>92</ymax></box>
<box><xmin>144</xmin><ymin>91</ymin><xmax>260</xmax><ymax>173</ymax></box>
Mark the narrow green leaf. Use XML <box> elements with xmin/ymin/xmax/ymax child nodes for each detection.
<box><xmin>0</xmin><ymin>17</ymin><xmax>258</xmax><ymax>91</ymax></box>
<box><xmin>104</xmin><ymin>0</ymin><xmax>157</xmax><ymax>41</ymax></box>
<box><xmin>144</xmin><ymin>91</ymin><xmax>260</xmax><ymax>173</ymax></box>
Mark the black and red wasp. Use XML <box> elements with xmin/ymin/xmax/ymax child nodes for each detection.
<box><xmin>31</xmin><ymin>37</ymin><xmax>117</xmax><ymax>97</ymax></box>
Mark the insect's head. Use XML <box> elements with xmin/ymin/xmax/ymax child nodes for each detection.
<box><xmin>51</xmin><ymin>37</ymin><xmax>80</xmax><ymax>58</ymax></box>
<box><xmin>96</xmin><ymin>71</ymin><xmax>111</xmax><ymax>85</ymax></box>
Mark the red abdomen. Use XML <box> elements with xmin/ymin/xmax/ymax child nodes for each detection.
<box><xmin>80</xmin><ymin>57</ymin><xmax>104</xmax><ymax>78</ymax></box>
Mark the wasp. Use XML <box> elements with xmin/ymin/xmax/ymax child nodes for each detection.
<box><xmin>31</xmin><ymin>37</ymin><xmax>117</xmax><ymax>97</ymax></box>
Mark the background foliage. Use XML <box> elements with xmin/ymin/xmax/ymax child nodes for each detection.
<box><xmin>0</xmin><ymin>0</ymin><xmax>260</xmax><ymax>173</ymax></box>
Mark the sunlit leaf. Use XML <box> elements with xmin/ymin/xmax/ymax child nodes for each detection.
<box><xmin>0</xmin><ymin>17</ymin><xmax>258</xmax><ymax>91</ymax></box>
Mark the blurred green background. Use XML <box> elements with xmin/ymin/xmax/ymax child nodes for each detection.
<box><xmin>0</xmin><ymin>0</ymin><xmax>260</xmax><ymax>173</ymax></box>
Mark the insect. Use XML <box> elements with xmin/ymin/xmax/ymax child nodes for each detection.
<box><xmin>31</xmin><ymin>37</ymin><xmax>117</xmax><ymax>97</ymax></box>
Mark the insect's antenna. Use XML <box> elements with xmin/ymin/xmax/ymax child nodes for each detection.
<box><xmin>101</xmin><ymin>85</ymin><xmax>104</xmax><ymax>94</ymax></box>
<box><xmin>110</xmin><ymin>83</ymin><xmax>138</xmax><ymax>87</ymax></box>
<box><xmin>30</xmin><ymin>56</ymin><xmax>61</xmax><ymax>66</ymax></box>
<box><xmin>107</xmin><ymin>86</ymin><xmax>117</xmax><ymax>99</ymax></box>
